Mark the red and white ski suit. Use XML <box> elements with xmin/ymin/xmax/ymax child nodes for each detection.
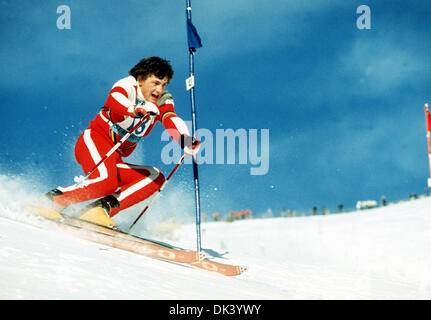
<box><xmin>53</xmin><ymin>76</ymin><xmax>190</xmax><ymax>217</ymax></box>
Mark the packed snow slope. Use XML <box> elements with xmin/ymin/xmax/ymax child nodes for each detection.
<box><xmin>1</xmin><ymin>175</ymin><xmax>431</xmax><ymax>299</ymax></box>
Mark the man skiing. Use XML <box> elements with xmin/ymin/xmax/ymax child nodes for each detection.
<box><xmin>44</xmin><ymin>57</ymin><xmax>200</xmax><ymax>226</ymax></box>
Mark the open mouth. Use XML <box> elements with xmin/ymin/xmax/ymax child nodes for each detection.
<box><xmin>151</xmin><ymin>93</ymin><xmax>160</xmax><ymax>100</ymax></box>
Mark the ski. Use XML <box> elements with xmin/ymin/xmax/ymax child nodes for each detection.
<box><xmin>26</xmin><ymin>205</ymin><xmax>246</xmax><ymax>276</ymax></box>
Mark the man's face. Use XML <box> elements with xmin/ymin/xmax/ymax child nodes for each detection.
<box><xmin>137</xmin><ymin>74</ymin><xmax>169</xmax><ymax>104</ymax></box>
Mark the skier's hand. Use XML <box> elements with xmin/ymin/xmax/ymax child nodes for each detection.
<box><xmin>181</xmin><ymin>135</ymin><xmax>201</xmax><ymax>157</ymax></box>
<box><xmin>157</xmin><ymin>91</ymin><xmax>174</xmax><ymax>106</ymax></box>
<box><xmin>134</xmin><ymin>101</ymin><xmax>160</xmax><ymax>118</ymax></box>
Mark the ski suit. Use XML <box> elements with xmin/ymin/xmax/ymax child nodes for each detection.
<box><xmin>53</xmin><ymin>75</ymin><xmax>190</xmax><ymax>217</ymax></box>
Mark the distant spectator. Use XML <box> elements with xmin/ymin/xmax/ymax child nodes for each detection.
<box><xmin>288</xmin><ymin>209</ymin><xmax>295</xmax><ymax>217</ymax></box>
<box><xmin>381</xmin><ymin>196</ymin><xmax>387</xmax><ymax>206</ymax></box>
<box><xmin>338</xmin><ymin>203</ymin><xmax>344</xmax><ymax>213</ymax></box>
<box><xmin>267</xmin><ymin>208</ymin><xmax>273</xmax><ymax>218</ymax></box>
<box><xmin>312</xmin><ymin>206</ymin><xmax>317</xmax><ymax>215</ymax></box>
<box><xmin>213</xmin><ymin>212</ymin><xmax>221</xmax><ymax>222</ymax></box>
<box><xmin>240</xmin><ymin>209</ymin><xmax>245</xmax><ymax>219</ymax></box>
<box><xmin>228</xmin><ymin>210</ymin><xmax>234</xmax><ymax>222</ymax></box>
<box><xmin>322</xmin><ymin>206</ymin><xmax>327</xmax><ymax>215</ymax></box>
<box><xmin>245</xmin><ymin>209</ymin><xmax>251</xmax><ymax>219</ymax></box>
<box><xmin>281</xmin><ymin>208</ymin><xmax>288</xmax><ymax>217</ymax></box>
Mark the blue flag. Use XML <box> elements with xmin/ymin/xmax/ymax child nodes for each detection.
<box><xmin>187</xmin><ymin>19</ymin><xmax>202</xmax><ymax>51</ymax></box>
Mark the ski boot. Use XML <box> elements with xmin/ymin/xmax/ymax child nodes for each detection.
<box><xmin>27</xmin><ymin>189</ymin><xmax>65</xmax><ymax>221</ymax></box>
<box><xmin>79</xmin><ymin>195</ymin><xmax>119</xmax><ymax>229</ymax></box>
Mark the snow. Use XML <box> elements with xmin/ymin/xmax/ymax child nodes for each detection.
<box><xmin>1</xmin><ymin>175</ymin><xmax>431</xmax><ymax>299</ymax></box>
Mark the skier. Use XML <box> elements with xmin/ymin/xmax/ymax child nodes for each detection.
<box><xmin>43</xmin><ymin>57</ymin><xmax>200</xmax><ymax>225</ymax></box>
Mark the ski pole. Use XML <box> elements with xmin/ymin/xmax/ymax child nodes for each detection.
<box><xmin>185</xmin><ymin>0</ymin><xmax>203</xmax><ymax>255</ymax></box>
<box><xmin>74</xmin><ymin>115</ymin><xmax>150</xmax><ymax>188</ymax></box>
<box><xmin>128</xmin><ymin>154</ymin><xmax>187</xmax><ymax>231</ymax></box>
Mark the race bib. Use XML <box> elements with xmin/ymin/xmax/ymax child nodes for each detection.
<box><xmin>111</xmin><ymin>116</ymin><xmax>152</xmax><ymax>143</ymax></box>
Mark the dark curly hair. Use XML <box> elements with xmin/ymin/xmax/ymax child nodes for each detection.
<box><xmin>129</xmin><ymin>56</ymin><xmax>174</xmax><ymax>82</ymax></box>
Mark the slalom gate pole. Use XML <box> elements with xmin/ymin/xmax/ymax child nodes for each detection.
<box><xmin>128</xmin><ymin>154</ymin><xmax>187</xmax><ymax>232</ymax></box>
<box><xmin>74</xmin><ymin>115</ymin><xmax>150</xmax><ymax>187</ymax></box>
<box><xmin>424</xmin><ymin>103</ymin><xmax>431</xmax><ymax>187</ymax></box>
<box><xmin>185</xmin><ymin>0</ymin><xmax>202</xmax><ymax>254</ymax></box>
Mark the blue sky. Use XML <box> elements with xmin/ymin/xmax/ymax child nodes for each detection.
<box><xmin>1</xmin><ymin>0</ymin><xmax>431</xmax><ymax>217</ymax></box>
